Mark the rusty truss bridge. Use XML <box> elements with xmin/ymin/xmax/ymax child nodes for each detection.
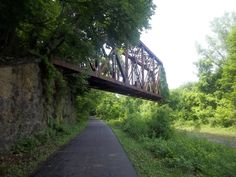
<box><xmin>53</xmin><ymin>41</ymin><xmax>164</xmax><ymax>101</ymax></box>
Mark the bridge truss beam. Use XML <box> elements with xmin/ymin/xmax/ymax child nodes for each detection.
<box><xmin>53</xmin><ymin>41</ymin><xmax>163</xmax><ymax>101</ymax></box>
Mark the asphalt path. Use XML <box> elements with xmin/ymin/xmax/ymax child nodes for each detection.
<box><xmin>31</xmin><ymin>119</ymin><xmax>138</xmax><ymax>177</ymax></box>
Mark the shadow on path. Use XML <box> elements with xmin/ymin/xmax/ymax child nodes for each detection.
<box><xmin>31</xmin><ymin>119</ymin><xmax>138</xmax><ymax>177</ymax></box>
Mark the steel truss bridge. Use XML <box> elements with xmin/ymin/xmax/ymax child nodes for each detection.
<box><xmin>53</xmin><ymin>41</ymin><xmax>164</xmax><ymax>101</ymax></box>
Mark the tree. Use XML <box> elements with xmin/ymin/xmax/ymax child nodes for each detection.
<box><xmin>220</xmin><ymin>26</ymin><xmax>236</xmax><ymax>100</ymax></box>
<box><xmin>195</xmin><ymin>12</ymin><xmax>236</xmax><ymax>94</ymax></box>
<box><xmin>0</xmin><ymin>0</ymin><xmax>61</xmax><ymax>57</ymax></box>
<box><xmin>0</xmin><ymin>0</ymin><xmax>156</xmax><ymax>62</ymax></box>
<box><xmin>219</xmin><ymin>26</ymin><xmax>236</xmax><ymax>115</ymax></box>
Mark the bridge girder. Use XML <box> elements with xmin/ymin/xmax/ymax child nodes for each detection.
<box><xmin>53</xmin><ymin>41</ymin><xmax>163</xmax><ymax>101</ymax></box>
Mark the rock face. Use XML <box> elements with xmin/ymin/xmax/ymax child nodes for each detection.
<box><xmin>0</xmin><ymin>62</ymin><xmax>76</xmax><ymax>152</ymax></box>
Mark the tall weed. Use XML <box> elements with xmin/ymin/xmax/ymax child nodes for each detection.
<box><xmin>143</xmin><ymin>133</ymin><xmax>236</xmax><ymax>177</ymax></box>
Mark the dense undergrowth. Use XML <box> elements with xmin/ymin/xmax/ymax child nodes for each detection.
<box><xmin>95</xmin><ymin>89</ymin><xmax>236</xmax><ymax>177</ymax></box>
<box><xmin>110</xmin><ymin>121</ymin><xmax>236</xmax><ymax>177</ymax></box>
<box><xmin>168</xmin><ymin>13</ymin><xmax>236</xmax><ymax>128</ymax></box>
<box><xmin>0</xmin><ymin>120</ymin><xmax>87</xmax><ymax>177</ymax></box>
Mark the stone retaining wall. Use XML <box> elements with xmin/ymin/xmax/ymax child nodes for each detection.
<box><xmin>0</xmin><ymin>62</ymin><xmax>76</xmax><ymax>152</ymax></box>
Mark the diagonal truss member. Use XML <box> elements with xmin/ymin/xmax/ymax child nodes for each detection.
<box><xmin>53</xmin><ymin>41</ymin><xmax>164</xmax><ymax>101</ymax></box>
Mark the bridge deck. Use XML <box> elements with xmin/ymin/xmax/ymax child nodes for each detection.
<box><xmin>53</xmin><ymin>60</ymin><xmax>161</xmax><ymax>101</ymax></box>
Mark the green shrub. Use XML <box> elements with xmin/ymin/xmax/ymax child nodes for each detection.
<box><xmin>11</xmin><ymin>137</ymin><xmax>40</xmax><ymax>154</ymax></box>
<box><xmin>143</xmin><ymin>133</ymin><xmax>236</xmax><ymax>177</ymax></box>
<box><xmin>121</xmin><ymin>104</ymin><xmax>173</xmax><ymax>140</ymax></box>
<box><xmin>214</xmin><ymin>98</ymin><xmax>236</xmax><ymax>127</ymax></box>
<box><xmin>11</xmin><ymin>124</ymin><xmax>68</xmax><ymax>154</ymax></box>
<box><xmin>96</xmin><ymin>93</ymin><xmax>124</xmax><ymax>120</ymax></box>
<box><xmin>1</xmin><ymin>120</ymin><xmax>87</xmax><ymax>177</ymax></box>
<box><xmin>122</xmin><ymin>113</ymin><xmax>149</xmax><ymax>139</ymax></box>
<box><xmin>147</xmin><ymin>105</ymin><xmax>173</xmax><ymax>139</ymax></box>
<box><xmin>108</xmin><ymin>119</ymin><xmax>123</xmax><ymax>127</ymax></box>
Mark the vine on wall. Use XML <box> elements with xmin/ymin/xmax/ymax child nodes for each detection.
<box><xmin>40</xmin><ymin>57</ymin><xmax>67</xmax><ymax>128</ymax></box>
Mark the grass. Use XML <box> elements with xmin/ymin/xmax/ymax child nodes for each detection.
<box><xmin>0</xmin><ymin>120</ymin><xmax>87</xmax><ymax>177</ymax></box>
<box><xmin>109</xmin><ymin>122</ymin><xmax>236</xmax><ymax>177</ymax></box>
<box><xmin>174</xmin><ymin>123</ymin><xmax>236</xmax><ymax>137</ymax></box>
<box><xmin>174</xmin><ymin>123</ymin><xmax>236</xmax><ymax>148</ymax></box>
<box><xmin>112</xmin><ymin>128</ymin><xmax>192</xmax><ymax>177</ymax></box>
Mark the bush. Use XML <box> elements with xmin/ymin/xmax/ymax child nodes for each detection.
<box><xmin>11</xmin><ymin>137</ymin><xmax>40</xmax><ymax>154</ymax></box>
<box><xmin>121</xmin><ymin>104</ymin><xmax>173</xmax><ymax>140</ymax></box>
<box><xmin>96</xmin><ymin>93</ymin><xmax>124</xmax><ymax>120</ymax></box>
<box><xmin>147</xmin><ymin>105</ymin><xmax>173</xmax><ymax>139</ymax></box>
<box><xmin>95</xmin><ymin>92</ymin><xmax>174</xmax><ymax>139</ymax></box>
<box><xmin>122</xmin><ymin>113</ymin><xmax>149</xmax><ymax>139</ymax></box>
<box><xmin>142</xmin><ymin>133</ymin><xmax>236</xmax><ymax>177</ymax></box>
<box><xmin>10</xmin><ymin>122</ymin><xmax>72</xmax><ymax>154</ymax></box>
<box><xmin>214</xmin><ymin>98</ymin><xmax>236</xmax><ymax>127</ymax></box>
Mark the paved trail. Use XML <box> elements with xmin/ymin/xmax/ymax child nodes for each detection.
<box><xmin>31</xmin><ymin>119</ymin><xmax>138</xmax><ymax>177</ymax></box>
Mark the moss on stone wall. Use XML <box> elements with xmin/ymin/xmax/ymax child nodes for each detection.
<box><xmin>0</xmin><ymin>60</ymin><xmax>77</xmax><ymax>152</ymax></box>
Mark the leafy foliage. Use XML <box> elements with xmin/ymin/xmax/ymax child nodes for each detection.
<box><xmin>195</xmin><ymin>12</ymin><xmax>236</xmax><ymax>94</ymax></box>
<box><xmin>0</xmin><ymin>120</ymin><xmax>87</xmax><ymax>177</ymax></box>
<box><xmin>96</xmin><ymin>91</ymin><xmax>173</xmax><ymax>139</ymax></box>
<box><xmin>111</xmin><ymin>124</ymin><xmax>236</xmax><ymax>177</ymax></box>
<box><xmin>147</xmin><ymin>105</ymin><xmax>173</xmax><ymax>138</ymax></box>
<box><xmin>75</xmin><ymin>90</ymin><xmax>102</xmax><ymax>120</ymax></box>
<box><xmin>142</xmin><ymin>133</ymin><xmax>236</xmax><ymax>177</ymax></box>
<box><xmin>0</xmin><ymin>0</ymin><xmax>155</xmax><ymax>62</ymax></box>
<box><xmin>158</xmin><ymin>65</ymin><xmax>169</xmax><ymax>100</ymax></box>
<box><xmin>170</xmin><ymin>12</ymin><xmax>236</xmax><ymax>127</ymax></box>
<box><xmin>96</xmin><ymin>93</ymin><xmax>125</xmax><ymax>120</ymax></box>
<box><xmin>0</xmin><ymin>0</ymin><xmax>61</xmax><ymax>57</ymax></box>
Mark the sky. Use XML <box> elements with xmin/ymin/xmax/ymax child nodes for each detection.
<box><xmin>141</xmin><ymin>0</ymin><xmax>236</xmax><ymax>89</ymax></box>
